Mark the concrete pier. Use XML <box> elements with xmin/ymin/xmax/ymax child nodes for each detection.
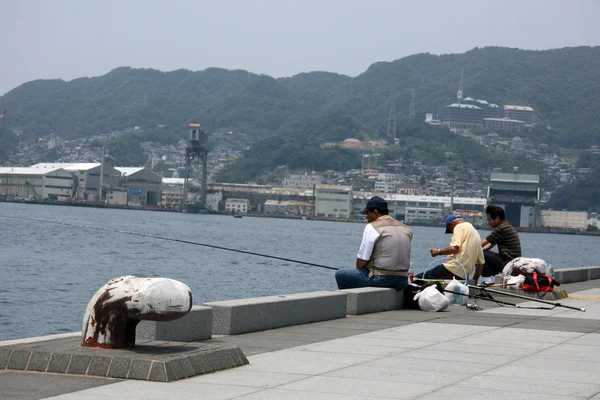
<box><xmin>1</xmin><ymin>266</ymin><xmax>600</xmax><ymax>399</ymax></box>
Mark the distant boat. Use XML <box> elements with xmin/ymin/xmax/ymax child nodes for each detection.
<box><xmin>233</xmin><ymin>214</ymin><xmax>243</xmax><ymax>218</ymax></box>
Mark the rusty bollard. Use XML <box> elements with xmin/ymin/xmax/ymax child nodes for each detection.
<box><xmin>81</xmin><ymin>275</ymin><xmax>193</xmax><ymax>349</ymax></box>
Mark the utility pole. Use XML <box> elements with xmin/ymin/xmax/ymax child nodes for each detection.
<box><xmin>99</xmin><ymin>146</ymin><xmax>105</xmax><ymax>202</ymax></box>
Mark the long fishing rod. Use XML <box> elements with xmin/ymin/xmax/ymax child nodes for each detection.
<box><xmin>469</xmin><ymin>284</ymin><xmax>586</xmax><ymax>312</ymax></box>
<box><xmin>443</xmin><ymin>288</ymin><xmax>556</xmax><ymax>310</ymax></box>
<box><xmin>1</xmin><ymin>215</ymin><xmax>340</xmax><ymax>271</ymax></box>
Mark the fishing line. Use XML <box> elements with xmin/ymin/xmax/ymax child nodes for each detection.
<box><xmin>0</xmin><ymin>215</ymin><xmax>340</xmax><ymax>271</ymax></box>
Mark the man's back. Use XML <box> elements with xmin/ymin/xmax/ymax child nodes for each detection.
<box><xmin>445</xmin><ymin>222</ymin><xmax>484</xmax><ymax>278</ymax></box>
<box><xmin>370</xmin><ymin>216</ymin><xmax>412</xmax><ymax>272</ymax></box>
<box><xmin>486</xmin><ymin>221</ymin><xmax>521</xmax><ymax>261</ymax></box>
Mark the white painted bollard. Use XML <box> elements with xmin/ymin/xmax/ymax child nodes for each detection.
<box><xmin>81</xmin><ymin>275</ymin><xmax>193</xmax><ymax>349</ymax></box>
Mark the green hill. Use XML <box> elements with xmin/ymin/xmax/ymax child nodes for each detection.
<box><xmin>1</xmin><ymin>46</ymin><xmax>599</xmax><ymax>170</ymax></box>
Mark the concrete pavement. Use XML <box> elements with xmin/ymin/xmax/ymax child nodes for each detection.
<box><xmin>2</xmin><ymin>280</ymin><xmax>600</xmax><ymax>400</ymax></box>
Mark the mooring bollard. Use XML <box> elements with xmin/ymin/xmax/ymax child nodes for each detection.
<box><xmin>81</xmin><ymin>275</ymin><xmax>193</xmax><ymax>349</ymax></box>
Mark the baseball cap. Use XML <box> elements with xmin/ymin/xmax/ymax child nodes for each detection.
<box><xmin>360</xmin><ymin>196</ymin><xmax>387</xmax><ymax>214</ymax></box>
<box><xmin>445</xmin><ymin>213</ymin><xmax>461</xmax><ymax>233</ymax></box>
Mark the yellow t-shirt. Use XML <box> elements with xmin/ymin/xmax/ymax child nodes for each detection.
<box><xmin>445</xmin><ymin>222</ymin><xmax>484</xmax><ymax>278</ymax></box>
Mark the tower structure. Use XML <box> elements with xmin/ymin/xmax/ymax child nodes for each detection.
<box><xmin>183</xmin><ymin>121</ymin><xmax>209</xmax><ymax>212</ymax></box>
<box><xmin>408</xmin><ymin>88</ymin><xmax>416</xmax><ymax>119</ymax></box>
<box><xmin>457</xmin><ymin>67</ymin><xmax>464</xmax><ymax>103</ymax></box>
<box><xmin>386</xmin><ymin>97</ymin><xmax>397</xmax><ymax>141</ymax></box>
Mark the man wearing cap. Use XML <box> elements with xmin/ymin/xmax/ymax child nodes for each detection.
<box><xmin>335</xmin><ymin>196</ymin><xmax>412</xmax><ymax>291</ymax></box>
<box><xmin>418</xmin><ymin>213</ymin><xmax>484</xmax><ymax>283</ymax></box>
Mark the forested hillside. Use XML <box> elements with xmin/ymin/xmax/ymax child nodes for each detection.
<box><xmin>1</xmin><ymin>46</ymin><xmax>599</xmax><ymax>146</ymax></box>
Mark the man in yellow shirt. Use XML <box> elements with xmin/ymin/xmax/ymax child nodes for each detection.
<box><xmin>417</xmin><ymin>214</ymin><xmax>484</xmax><ymax>283</ymax></box>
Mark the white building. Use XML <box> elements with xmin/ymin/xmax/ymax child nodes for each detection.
<box><xmin>541</xmin><ymin>210</ymin><xmax>588</xmax><ymax>230</ymax></box>
<box><xmin>282</xmin><ymin>173</ymin><xmax>323</xmax><ymax>189</ymax></box>
<box><xmin>0</xmin><ymin>167</ymin><xmax>74</xmax><ymax>201</ymax></box>
<box><xmin>315</xmin><ymin>184</ymin><xmax>353</xmax><ymax>219</ymax></box>
<box><xmin>32</xmin><ymin>163</ymin><xmax>121</xmax><ymax>201</ymax></box>
<box><xmin>225</xmin><ymin>198</ymin><xmax>250</xmax><ymax>214</ymax></box>
<box><xmin>374</xmin><ymin>181</ymin><xmax>397</xmax><ymax>193</ymax></box>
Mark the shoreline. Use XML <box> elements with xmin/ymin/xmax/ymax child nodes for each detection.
<box><xmin>3</xmin><ymin>199</ymin><xmax>600</xmax><ymax>236</ymax></box>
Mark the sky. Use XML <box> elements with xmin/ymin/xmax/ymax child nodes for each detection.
<box><xmin>1</xmin><ymin>0</ymin><xmax>599</xmax><ymax>96</ymax></box>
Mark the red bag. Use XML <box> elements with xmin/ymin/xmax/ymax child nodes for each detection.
<box><xmin>522</xmin><ymin>272</ymin><xmax>559</xmax><ymax>292</ymax></box>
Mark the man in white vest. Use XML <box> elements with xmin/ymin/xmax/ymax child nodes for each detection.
<box><xmin>335</xmin><ymin>196</ymin><xmax>413</xmax><ymax>290</ymax></box>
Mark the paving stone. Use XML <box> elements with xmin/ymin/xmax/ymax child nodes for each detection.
<box><xmin>66</xmin><ymin>354</ymin><xmax>92</xmax><ymax>375</ymax></box>
<box><xmin>26</xmin><ymin>351</ymin><xmax>51</xmax><ymax>372</ymax></box>
<box><xmin>0</xmin><ymin>348</ymin><xmax>12</xmax><ymax>369</ymax></box>
<box><xmin>188</xmin><ymin>353</ymin><xmax>211</xmax><ymax>375</ymax></box>
<box><xmin>148</xmin><ymin>361</ymin><xmax>168</xmax><ymax>382</ymax></box>
<box><xmin>106</xmin><ymin>357</ymin><xmax>131</xmax><ymax>379</ymax></box>
<box><xmin>87</xmin><ymin>356</ymin><xmax>112</xmax><ymax>377</ymax></box>
<box><xmin>126</xmin><ymin>359</ymin><xmax>152</xmax><ymax>380</ymax></box>
<box><xmin>47</xmin><ymin>353</ymin><xmax>71</xmax><ymax>373</ymax></box>
<box><xmin>7</xmin><ymin>349</ymin><xmax>30</xmax><ymax>370</ymax></box>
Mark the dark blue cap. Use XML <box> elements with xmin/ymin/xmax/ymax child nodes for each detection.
<box><xmin>445</xmin><ymin>213</ymin><xmax>461</xmax><ymax>233</ymax></box>
<box><xmin>360</xmin><ymin>196</ymin><xmax>387</xmax><ymax>214</ymax></box>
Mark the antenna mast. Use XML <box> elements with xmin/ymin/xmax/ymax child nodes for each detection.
<box><xmin>386</xmin><ymin>97</ymin><xmax>397</xmax><ymax>140</ymax></box>
<box><xmin>408</xmin><ymin>88</ymin><xmax>416</xmax><ymax>119</ymax></box>
<box><xmin>457</xmin><ymin>67</ymin><xmax>464</xmax><ymax>103</ymax></box>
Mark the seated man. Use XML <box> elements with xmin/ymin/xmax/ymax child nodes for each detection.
<box><xmin>416</xmin><ymin>213</ymin><xmax>484</xmax><ymax>284</ymax></box>
<box><xmin>335</xmin><ymin>196</ymin><xmax>412</xmax><ymax>291</ymax></box>
<box><xmin>480</xmin><ymin>205</ymin><xmax>522</xmax><ymax>283</ymax></box>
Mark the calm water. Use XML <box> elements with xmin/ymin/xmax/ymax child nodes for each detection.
<box><xmin>1</xmin><ymin>202</ymin><xmax>599</xmax><ymax>341</ymax></box>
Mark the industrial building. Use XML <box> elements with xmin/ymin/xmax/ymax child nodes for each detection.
<box><xmin>0</xmin><ymin>167</ymin><xmax>74</xmax><ymax>201</ymax></box>
<box><xmin>116</xmin><ymin>167</ymin><xmax>162</xmax><ymax>206</ymax></box>
<box><xmin>487</xmin><ymin>172</ymin><xmax>540</xmax><ymax>228</ymax></box>
<box><xmin>225</xmin><ymin>198</ymin><xmax>250</xmax><ymax>214</ymax></box>
<box><xmin>32</xmin><ymin>163</ymin><xmax>122</xmax><ymax>201</ymax></box>
<box><xmin>541</xmin><ymin>210</ymin><xmax>588</xmax><ymax>230</ymax></box>
<box><xmin>315</xmin><ymin>185</ymin><xmax>353</xmax><ymax>219</ymax></box>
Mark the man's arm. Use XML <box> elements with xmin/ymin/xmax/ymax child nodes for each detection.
<box><xmin>429</xmin><ymin>245</ymin><xmax>460</xmax><ymax>257</ymax></box>
<box><xmin>481</xmin><ymin>238</ymin><xmax>494</xmax><ymax>251</ymax></box>
<box><xmin>356</xmin><ymin>258</ymin><xmax>369</xmax><ymax>269</ymax></box>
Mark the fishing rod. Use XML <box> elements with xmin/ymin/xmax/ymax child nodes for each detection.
<box><xmin>1</xmin><ymin>215</ymin><xmax>340</xmax><ymax>271</ymax></box>
<box><xmin>469</xmin><ymin>284</ymin><xmax>586</xmax><ymax>312</ymax></box>
<box><xmin>441</xmin><ymin>284</ymin><xmax>586</xmax><ymax>312</ymax></box>
<box><xmin>443</xmin><ymin>288</ymin><xmax>557</xmax><ymax>310</ymax></box>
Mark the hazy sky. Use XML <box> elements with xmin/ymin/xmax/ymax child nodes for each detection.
<box><xmin>1</xmin><ymin>0</ymin><xmax>599</xmax><ymax>95</ymax></box>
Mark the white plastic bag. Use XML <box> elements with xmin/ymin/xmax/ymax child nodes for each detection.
<box><xmin>506</xmin><ymin>274</ymin><xmax>525</xmax><ymax>289</ymax></box>
<box><xmin>414</xmin><ymin>285</ymin><xmax>450</xmax><ymax>312</ymax></box>
<box><xmin>444</xmin><ymin>277</ymin><xmax>469</xmax><ymax>306</ymax></box>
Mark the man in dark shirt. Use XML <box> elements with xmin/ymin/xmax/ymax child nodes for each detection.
<box><xmin>480</xmin><ymin>205</ymin><xmax>522</xmax><ymax>282</ymax></box>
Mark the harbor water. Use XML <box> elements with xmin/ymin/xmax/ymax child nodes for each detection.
<box><xmin>1</xmin><ymin>202</ymin><xmax>599</xmax><ymax>341</ymax></box>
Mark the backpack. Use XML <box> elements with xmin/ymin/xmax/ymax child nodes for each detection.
<box><xmin>521</xmin><ymin>272</ymin><xmax>560</xmax><ymax>293</ymax></box>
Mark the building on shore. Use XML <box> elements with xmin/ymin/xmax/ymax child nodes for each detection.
<box><xmin>0</xmin><ymin>167</ymin><xmax>74</xmax><ymax>201</ymax></box>
<box><xmin>315</xmin><ymin>185</ymin><xmax>353</xmax><ymax>219</ymax></box>
<box><xmin>487</xmin><ymin>172</ymin><xmax>540</xmax><ymax>228</ymax></box>
<box><xmin>225</xmin><ymin>198</ymin><xmax>250</xmax><ymax>214</ymax></box>
<box><xmin>541</xmin><ymin>210</ymin><xmax>588</xmax><ymax>230</ymax></box>
<box><xmin>116</xmin><ymin>167</ymin><xmax>162</xmax><ymax>206</ymax></box>
<box><xmin>32</xmin><ymin>163</ymin><xmax>122</xmax><ymax>201</ymax></box>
